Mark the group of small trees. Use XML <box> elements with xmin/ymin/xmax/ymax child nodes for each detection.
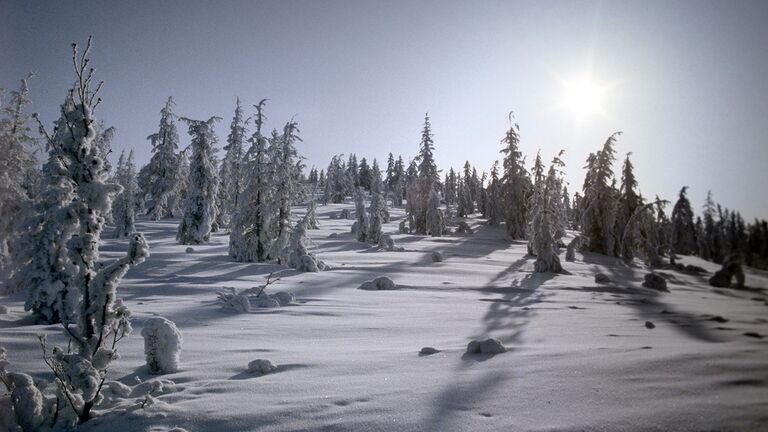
<box><xmin>228</xmin><ymin>100</ymin><xmax>314</xmax><ymax>269</ymax></box>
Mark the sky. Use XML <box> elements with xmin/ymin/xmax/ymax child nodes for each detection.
<box><xmin>2</xmin><ymin>0</ymin><xmax>768</xmax><ymax>220</ymax></box>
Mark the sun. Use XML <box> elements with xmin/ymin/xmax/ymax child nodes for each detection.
<box><xmin>555</xmin><ymin>73</ymin><xmax>610</xmax><ymax>122</ymax></box>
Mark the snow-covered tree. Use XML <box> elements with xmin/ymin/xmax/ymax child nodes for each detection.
<box><xmin>305</xmin><ymin>200</ymin><xmax>319</xmax><ymax>229</ymax></box>
<box><xmin>216</xmin><ymin>98</ymin><xmax>247</xmax><ymax>229</ymax></box>
<box><xmin>354</xmin><ymin>188</ymin><xmax>369</xmax><ymax>243</ymax></box>
<box><xmin>16</xmin><ymin>39</ymin><xmax>149</xmax><ymax>425</ymax></box>
<box><xmin>671</xmin><ymin>186</ymin><xmax>697</xmax><ymax>258</ymax></box>
<box><xmin>230</xmin><ymin>100</ymin><xmax>273</xmax><ymax>262</ymax></box>
<box><xmin>409</xmin><ymin>114</ymin><xmax>440</xmax><ymax>235</ymax></box>
<box><xmin>358</xmin><ymin>157</ymin><xmax>372</xmax><ymax>191</ymax></box>
<box><xmin>177</xmin><ymin>117</ymin><xmax>220</xmax><ymax>245</ymax></box>
<box><xmin>528</xmin><ymin>151</ymin><xmax>565</xmax><ymax>273</ymax></box>
<box><xmin>285</xmin><ymin>217</ymin><xmax>327</xmax><ymax>272</ymax></box>
<box><xmin>425</xmin><ymin>189</ymin><xmax>445</xmax><ymax>237</ymax></box>
<box><xmin>457</xmin><ymin>179</ymin><xmax>473</xmax><ymax>217</ymax></box>
<box><xmin>370</xmin><ymin>158</ymin><xmax>383</xmax><ymax>194</ymax></box>
<box><xmin>12</xmin><ymin>93</ymin><xmax>79</xmax><ymax>317</ymax></box>
<box><xmin>324</xmin><ymin>154</ymin><xmax>348</xmax><ymax>204</ymax></box>
<box><xmin>0</xmin><ymin>74</ymin><xmax>40</xmax><ymax>273</ymax></box>
<box><xmin>268</xmin><ymin>121</ymin><xmax>303</xmax><ymax>260</ymax></box>
<box><xmin>367</xmin><ymin>192</ymin><xmax>387</xmax><ymax>244</ymax></box>
<box><xmin>486</xmin><ymin>161</ymin><xmax>503</xmax><ymax>226</ymax></box>
<box><xmin>444</xmin><ymin>167</ymin><xmax>458</xmax><ymax>206</ymax></box>
<box><xmin>139</xmin><ymin>97</ymin><xmax>183</xmax><ymax>219</ymax></box>
<box><xmin>581</xmin><ymin>132</ymin><xmax>621</xmax><ymax>256</ymax></box>
<box><xmin>111</xmin><ymin>150</ymin><xmax>138</xmax><ymax>238</ymax></box>
<box><xmin>499</xmin><ymin>114</ymin><xmax>531</xmax><ymax>239</ymax></box>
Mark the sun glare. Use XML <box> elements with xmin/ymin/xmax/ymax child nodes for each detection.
<box><xmin>556</xmin><ymin>73</ymin><xmax>610</xmax><ymax>122</ymax></box>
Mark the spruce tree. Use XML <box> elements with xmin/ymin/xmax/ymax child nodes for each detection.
<box><xmin>670</xmin><ymin>186</ymin><xmax>697</xmax><ymax>257</ymax></box>
<box><xmin>217</xmin><ymin>97</ymin><xmax>247</xmax><ymax>229</ymax></box>
<box><xmin>499</xmin><ymin>114</ymin><xmax>531</xmax><ymax>239</ymax></box>
<box><xmin>112</xmin><ymin>150</ymin><xmax>138</xmax><ymax>238</ymax></box>
<box><xmin>581</xmin><ymin>132</ymin><xmax>621</xmax><ymax>256</ymax></box>
<box><xmin>230</xmin><ymin>100</ymin><xmax>273</xmax><ymax>262</ymax></box>
<box><xmin>0</xmin><ymin>74</ymin><xmax>39</xmax><ymax>271</ymax></box>
<box><xmin>177</xmin><ymin>117</ymin><xmax>220</xmax><ymax>245</ymax></box>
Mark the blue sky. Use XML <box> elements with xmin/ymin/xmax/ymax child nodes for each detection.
<box><xmin>2</xmin><ymin>0</ymin><xmax>767</xmax><ymax>219</ymax></box>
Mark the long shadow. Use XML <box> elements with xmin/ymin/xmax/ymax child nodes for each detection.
<box><xmin>424</xmin><ymin>271</ymin><xmax>555</xmax><ymax>429</ymax></box>
<box><xmin>573</xmin><ymin>253</ymin><xmax>723</xmax><ymax>343</ymax></box>
<box><xmin>438</xmin><ymin>223</ymin><xmax>514</xmax><ymax>260</ymax></box>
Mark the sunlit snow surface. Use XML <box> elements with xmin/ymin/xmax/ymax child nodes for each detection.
<box><xmin>2</xmin><ymin>202</ymin><xmax>767</xmax><ymax>431</ymax></box>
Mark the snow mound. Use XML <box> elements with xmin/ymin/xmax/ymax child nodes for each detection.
<box><xmin>185</xmin><ymin>247</ymin><xmax>194</xmax><ymax>254</ymax></box>
<box><xmin>0</xmin><ymin>305</ymin><xmax>8</xmax><ymax>314</ymax></box>
<box><xmin>107</xmin><ymin>380</ymin><xmax>133</xmax><ymax>398</ymax></box>
<box><xmin>142</xmin><ymin>317</ymin><xmax>183</xmax><ymax>374</ymax></box>
<box><xmin>594</xmin><ymin>273</ymin><xmax>610</xmax><ymax>283</ymax></box>
<box><xmin>419</xmin><ymin>347</ymin><xmax>440</xmax><ymax>355</ymax></box>
<box><xmin>642</xmin><ymin>273</ymin><xmax>668</xmax><ymax>291</ymax></box>
<box><xmin>248</xmin><ymin>359</ymin><xmax>277</xmax><ymax>375</ymax></box>
<box><xmin>466</xmin><ymin>338</ymin><xmax>506</xmax><ymax>354</ymax></box>
<box><xmin>329</xmin><ymin>232</ymin><xmax>340</xmax><ymax>239</ymax></box>
<box><xmin>431</xmin><ymin>251</ymin><xmax>444</xmax><ymax>262</ymax></box>
<box><xmin>359</xmin><ymin>276</ymin><xmax>397</xmax><ymax>291</ymax></box>
<box><xmin>270</xmin><ymin>291</ymin><xmax>296</xmax><ymax>306</ymax></box>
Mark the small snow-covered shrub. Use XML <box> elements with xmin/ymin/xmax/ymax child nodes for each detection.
<box><xmin>359</xmin><ymin>276</ymin><xmax>397</xmax><ymax>291</ymax></box>
<box><xmin>4</xmin><ymin>372</ymin><xmax>45</xmax><ymax>432</ymax></box>
<box><xmin>565</xmin><ymin>236</ymin><xmax>584</xmax><ymax>262</ymax></box>
<box><xmin>185</xmin><ymin>247</ymin><xmax>195</xmax><ymax>254</ymax></box>
<box><xmin>466</xmin><ymin>338</ymin><xmax>506</xmax><ymax>354</ymax></box>
<box><xmin>247</xmin><ymin>359</ymin><xmax>277</xmax><ymax>375</ymax></box>
<box><xmin>456</xmin><ymin>221</ymin><xmax>473</xmax><ymax>234</ymax></box>
<box><xmin>0</xmin><ymin>305</ymin><xmax>8</xmax><ymax>314</ymax></box>
<box><xmin>642</xmin><ymin>273</ymin><xmax>668</xmax><ymax>291</ymax></box>
<box><xmin>431</xmin><ymin>251</ymin><xmax>444</xmax><ymax>262</ymax></box>
<box><xmin>270</xmin><ymin>291</ymin><xmax>296</xmax><ymax>306</ymax></box>
<box><xmin>379</xmin><ymin>234</ymin><xmax>395</xmax><ymax>251</ymax></box>
<box><xmin>217</xmin><ymin>289</ymin><xmax>252</xmax><ymax>312</ymax></box>
<box><xmin>142</xmin><ymin>317</ymin><xmax>183</xmax><ymax>374</ymax></box>
<box><xmin>398</xmin><ymin>220</ymin><xmax>409</xmax><ymax>234</ymax></box>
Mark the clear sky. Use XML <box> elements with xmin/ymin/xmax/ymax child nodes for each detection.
<box><xmin>2</xmin><ymin>0</ymin><xmax>767</xmax><ymax>219</ymax></box>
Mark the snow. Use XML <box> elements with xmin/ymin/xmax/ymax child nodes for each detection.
<box><xmin>1</xmin><ymin>202</ymin><xmax>767</xmax><ymax>431</ymax></box>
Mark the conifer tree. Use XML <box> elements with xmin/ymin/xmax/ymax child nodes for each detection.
<box><xmin>581</xmin><ymin>132</ymin><xmax>621</xmax><ymax>256</ymax></box>
<box><xmin>486</xmin><ymin>161</ymin><xmax>503</xmax><ymax>226</ymax></box>
<box><xmin>19</xmin><ymin>39</ymin><xmax>149</xmax><ymax>424</ymax></box>
<box><xmin>444</xmin><ymin>167</ymin><xmax>458</xmax><ymax>206</ymax></box>
<box><xmin>370</xmin><ymin>158</ymin><xmax>383</xmax><ymax>194</ymax></box>
<box><xmin>358</xmin><ymin>157</ymin><xmax>372</xmax><ymax>191</ymax></box>
<box><xmin>529</xmin><ymin>152</ymin><xmax>566</xmax><ymax>273</ymax></box>
<box><xmin>616</xmin><ymin>153</ymin><xmax>640</xmax><ymax>259</ymax></box>
<box><xmin>217</xmin><ymin>98</ymin><xmax>247</xmax><ymax>229</ymax></box>
<box><xmin>230</xmin><ymin>100</ymin><xmax>272</xmax><ymax>262</ymax></box>
<box><xmin>499</xmin><ymin>114</ymin><xmax>531</xmax><ymax>239</ymax></box>
<box><xmin>670</xmin><ymin>186</ymin><xmax>697</xmax><ymax>257</ymax></box>
<box><xmin>354</xmin><ymin>188</ymin><xmax>369</xmax><ymax>243</ymax></box>
<box><xmin>0</xmin><ymin>74</ymin><xmax>39</xmax><ymax>271</ymax></box>
<box><xmin>112</xmin><ymin>150</ymin><xmax>138</xmax><ymax>238</ymax></box>
<box><xmin>139</xmin><ymin>97</ymin><xmax>183</xmax><ymax>219</ymax></box>
<box><xmin>177</xmin><ymin>116</ymin><xmax>220</xmax><ymax>245</ymax></box>
<box><xmin>409</xmin><ymin>114</ymin><xmax>440</xmax><ymax>235</ymax></box>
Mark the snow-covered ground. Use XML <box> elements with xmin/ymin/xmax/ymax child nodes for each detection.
<box><xmin>2</xmin><ymin>203</ymin><xmax>767</xmax><ymax>431</ymax></box>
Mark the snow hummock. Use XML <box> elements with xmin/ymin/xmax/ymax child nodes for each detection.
<box><xmin>247</xmin><ymin>359</ymin><xmax>277</xmax><ymax>375</ymax></box>
<box><xmin>466</xmin><ymin>338</ymin><xmax>506</xmax><ymax>355</ymax></box>
<box><xmin>359</xmin><ymin>276</ymin><xmax>397</xmax><ymax>291</ymax></box>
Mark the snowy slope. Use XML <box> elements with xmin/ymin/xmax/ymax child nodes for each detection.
<box><xmin>1</xmin><ymin>203</ymin><xmax>767</xmax><ymax>432</ymax></box>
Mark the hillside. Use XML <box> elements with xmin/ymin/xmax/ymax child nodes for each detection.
<box><xmin>1</xmin><ymin>202</ymin><xmax>767</xmax><ymax>432</ymax></box>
